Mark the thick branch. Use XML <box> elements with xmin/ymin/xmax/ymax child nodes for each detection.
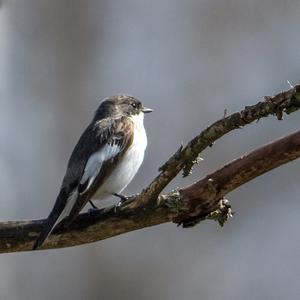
<box><xmin>0</xmin><ymin>129</ymin><xmax>300</xmax><ymax>253</ymax></box>
<box><xmin>174</xmin><ymin>129</ymin><xmax>300</xmax><ymax>224</ymax></box>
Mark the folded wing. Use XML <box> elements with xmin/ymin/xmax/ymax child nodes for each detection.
<box><xmin>33</xmin><ymin>117</ymin><xmax>133</xmax><ymax>249</ymax></box>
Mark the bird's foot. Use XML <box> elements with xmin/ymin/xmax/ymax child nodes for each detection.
<box><xmin>113</xmin><ymin>193</ymin><xmax>129</xmax><ymax>205</ymax></box>
<box><xmin>113</xmin><ymin>193</ymin><xmax>130</xmax><ymax>212</ymax></box>
<box><xmin>89</xmin><ymin>200</ymin><xmax>99</xmax><ymax>210</ymax></box>
<box><xmin>88</xmin><ymin>200</ymin><xmax>99</xmax><ymax>216</ymax></box>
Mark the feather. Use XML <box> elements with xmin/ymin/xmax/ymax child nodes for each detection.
<box><xmin>33</xmin><ymin>116</ymin><xmax>135</xmax><ymax>248</ymax></box>
<box><xmin>78</xmin><ymin>143</ymin><xmax>121</xmax><ymax>195</ymax></box>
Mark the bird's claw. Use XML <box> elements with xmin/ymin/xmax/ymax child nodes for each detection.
<box><xmin>113</xmin><ymin>193</ymin><xmax>129</xmax><ymax>204</ymax></box>
<box><xmin>89</xmin><ymin>200</ymin><xmax>98</xmax><ymax>210</ymax></box>
<box><xmin>113</xmin><ymin>193</ymin><xmax>130</xmax><ymax>213</ymax></box>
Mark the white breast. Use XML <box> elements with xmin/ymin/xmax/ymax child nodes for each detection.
<box><xmin>94</xmin><ymin>113</ymin><xmax>147</xmax><ymax>199</ymax></box>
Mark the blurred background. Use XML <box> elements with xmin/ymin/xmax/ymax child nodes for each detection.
<box><xmin>1</xmin><ymin>0</ymin><xmax>300</xmax><ymax>299</ymax></box>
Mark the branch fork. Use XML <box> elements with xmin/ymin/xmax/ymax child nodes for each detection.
<box><xmin>0</xmin><ymin>85</ymin><xmax>300</xmax><ymax>252</ymax></box>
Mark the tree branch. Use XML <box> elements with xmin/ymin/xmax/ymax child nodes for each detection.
<box><xmin>129</xmin><ymin>84</ymin><xmax>300</xmax><ymax>209</ymax></box>
<box><xmin>0</xmin><ymin>86</ymin><xmax>300</xmax><ymax>253</ymax></box>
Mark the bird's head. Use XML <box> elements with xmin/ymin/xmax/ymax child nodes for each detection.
<box><xmin>94</xmin><ymin>95</ymin><xmax>153</xmax><ymax>120</ymax></box>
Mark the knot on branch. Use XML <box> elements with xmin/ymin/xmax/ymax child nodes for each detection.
<box><xmin>175</xmin><ymin>198</ymin><xmax>233</xmax><ymax>228</ymax></box>
<box><xmin>264</xmin><ymin>84</ymin><xmax>300</xmax><ymax>119</ymax></box>
<box><xmin>160</xmin><ymin>189</ymin><xmax>181</xmax><ymax>214</ymax></box>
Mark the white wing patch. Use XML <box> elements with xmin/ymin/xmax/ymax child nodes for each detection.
<box><xmin>79</xmin><ymin>143</ymin><xmax>121</xmax><ymax>195</ymax></box>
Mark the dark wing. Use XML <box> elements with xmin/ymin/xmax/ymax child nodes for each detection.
<box><xmin>60</xmin><ymin>118</ymin><xmax>116</xmax><ymax>192</ymax></box>
<box><xmin>33</xmin><ymin>116</ymin><xmax>133</xmax><ymax>249</ymax></box>
<box><xmin>64</xmin><ymin>117</ymin><xmax>134</xmax><ymax>226</ymax></box>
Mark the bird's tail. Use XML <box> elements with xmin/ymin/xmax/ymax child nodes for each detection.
<box><xmin>33</xmin><ymin>191</ymin><xmax>69</xmax><ymax>250</ymax></box>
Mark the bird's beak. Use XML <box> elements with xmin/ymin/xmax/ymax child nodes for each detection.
<box><xmin>142</xmin><ymin>106</ymin><xmax>153</xmax><ymax>114</ymax></box>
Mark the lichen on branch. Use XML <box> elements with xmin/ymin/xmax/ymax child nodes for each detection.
<box><xmin>0</xmin><ymin>85</ymin><xmax>300</xmax><ymax>253</ymax></box>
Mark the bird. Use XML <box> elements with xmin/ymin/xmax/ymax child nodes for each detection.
<box><xmin>33</xmin><ymin>95</ymin><xmax>152</xmax><ymax>249</ymax></box>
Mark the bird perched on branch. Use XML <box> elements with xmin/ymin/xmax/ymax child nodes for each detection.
<box><xmin>33</xmin><ymin>95</ymin><xmax>152</xmax><ymax>249</ymax></box>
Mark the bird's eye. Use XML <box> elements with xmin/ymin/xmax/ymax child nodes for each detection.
<box><xmin>131</xmin><ymin>102</ymin><xmax>137</xmax><ymax>108</ymax></box>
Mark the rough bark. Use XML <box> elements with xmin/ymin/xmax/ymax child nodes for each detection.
<box><xmin>0</xmin><ymin>85</ymin><xmax>300</xmax><ymax>253</ymax></box>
